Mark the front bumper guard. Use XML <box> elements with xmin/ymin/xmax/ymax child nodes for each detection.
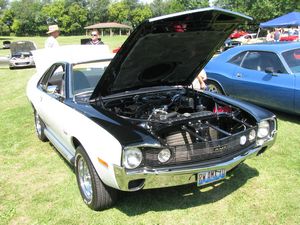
<box><xmin>114</xmin><ymin>147</ymin><xmax>257</xmax><ymax>191</ymax></box>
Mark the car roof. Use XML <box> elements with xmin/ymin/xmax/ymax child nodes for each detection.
<box><xmin>214</xmin><ymin>42</ymin><xmax>300</xmax><ymax>61</ymax></box>
<box><xmin>32</xmin><ymin>45</ymin><xmax>114</xmax><ymax>74</ymax></box>
<box><xmin>229</xmin><ymin>42</ymin><xmax>300</xmax><ymax>53</ymax></box>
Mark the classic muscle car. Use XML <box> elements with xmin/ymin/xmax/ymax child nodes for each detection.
<box><xmin>27</xmin><ymin>8</ymin><xmax>277</xmax><ymax>211</ymax></box>
<box><xmin>205</xmin><ymin>42</ymin><xmax>300</xmax><ymax>115</ymax></box>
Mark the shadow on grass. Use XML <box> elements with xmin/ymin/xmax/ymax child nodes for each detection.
<box><xmin>0</xmin><ymin>37</ymin><xmax>13</xmax><ymax>40</ymax></box>
<box><xmin>116</xmin><ymin>163</ymin><xmax>258</xmax><ymax>215</ymax></box>
<box><xmin>272</xmin><ymin>110</ymin><xmax>300</xmax><ymax>124</ymax></box>
<box><xmin>47</xmin><ymin>138</ymin><xmax>259</xmax><ymax>214</ymax></box>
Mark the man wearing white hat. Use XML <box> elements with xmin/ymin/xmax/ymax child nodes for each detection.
<box><xmin>45</xmin><ymin>25</ymin><xmax>60</xmax><ymax>48</ymax></box>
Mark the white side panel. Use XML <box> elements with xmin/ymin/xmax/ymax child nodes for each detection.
<box><xmin>27</xmin><ymin>73</ymin><xmax>123</xmax><ymax>189</ymax></box>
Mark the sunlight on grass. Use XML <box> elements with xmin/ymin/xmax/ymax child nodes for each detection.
<box><xmin>0</xmin><ymin>36</ymin><xmax>300</xmax><ymax>225</ymax></box>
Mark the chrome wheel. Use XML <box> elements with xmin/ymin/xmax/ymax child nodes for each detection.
<box><xmin>75</xmin><ymin>146</ymin><xmax>118</xmax><ymax>210</ymax></box>
<box><xmin>207</xmin><ymin>81</ymin><xmax>224</xmax><ymax>94</ymax></box>
<box><xmin>34</xmin><ymin>111</ymin><xmax>48</xmax><ymax>142</ymax></box>
<box><xmin>35</xmin><ymin>113</ymin><xmax>42</xmax><ymax>136</ymax></box>
<box><xmin>77</xmin><ymin>154</ymin><xmax>93</xmax><ymax>203</ymax></box>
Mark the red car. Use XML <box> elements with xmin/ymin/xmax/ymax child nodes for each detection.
<box><xmin>280</xmin><ymin>35</ymin><xmax>298</xmax><ymax>41</ymax></box>
<box><xmin>229</xmin><ymin>30</ymin><xmax>248</xmax><ymax>39</ymax></box>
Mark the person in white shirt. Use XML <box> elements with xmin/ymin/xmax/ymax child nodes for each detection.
<box><xmin>45</xmin><ymin>25</ymin><xmax>60</xmax><ymax>48</ymax></box>
<box><xmin>191</xmin><ymin>69</ymin><xmax>207</xmax><ymax>90</ymax></box>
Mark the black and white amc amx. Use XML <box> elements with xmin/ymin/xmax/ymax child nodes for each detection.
<box><xmin>27</xmin><ymin>8</ymin><xmax>277</xmax><ymax>211</ymax></box>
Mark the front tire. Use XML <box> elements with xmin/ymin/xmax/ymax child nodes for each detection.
<box><xmin>206</xmin><ymin>80</ymin><xmax>224</xmax><ymax>95</ymax></box>
<box><xmin>75</xmin><ymin>145</ymin><xmax>118</xmax><ymax>211</ymax></box>
<box><xmin>34</xmin><ymin>111</ymin><xmax>48</xmax><ymax>142</ymax></box>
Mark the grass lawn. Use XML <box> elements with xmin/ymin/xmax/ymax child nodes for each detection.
<box><xmin>0</xmin><ymin>36</ymin><xmax>300</xmax><ymax>225</ymax></box>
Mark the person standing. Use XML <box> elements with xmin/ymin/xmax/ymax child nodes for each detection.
<box><xmin>88</xmin><ymin>30</ymin><xmax>104</xmax><ymax>45</ymax></box>
<box><xmin>274</xmin><ymin>28</ymin><xmax>281</xmax><ymax>42</ymax></box>
<box><xmin>191</xmin><ymin>69</ymin><xmax>207</xmax><ymax>90</ymax></box>
<box><xmin>266</xmin><ymin>30</ymin><xmax>274</xmax><ymax>42</ymax></box>
<box><xmin>45</xmin><ymin>25</ymin><xmax>60</xmax><ymax>48</ymax></box>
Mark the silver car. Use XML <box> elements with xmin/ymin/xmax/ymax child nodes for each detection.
<box><xmin>9</xmin><ymin>41</ymin><xmax>36</xmax><ymax>69</ymax></box>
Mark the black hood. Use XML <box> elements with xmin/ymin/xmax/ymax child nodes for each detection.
<box><xmin>91</xmin><ymin>7</ymin><xmax>251</xmax><ymax>99</ymax></box>
<box><xmin>10</xmin><ymin>41</ymin><xmax>36</xmax><ymax>56</ymax></box>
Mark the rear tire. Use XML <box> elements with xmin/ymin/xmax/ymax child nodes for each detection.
<box><xmin>75</xmin><ymin>145</ymin><xmax>118</xmax><ymax>211</ymax></box>
<box><xmin>206</xmin><ymin>80</ymin><xmax>224</xmax><ymax>95</ymax></box>
<box><xmin>34</xmin><ymin>111</ymin><xmax>48</xmax><ymax>142</ymax></box>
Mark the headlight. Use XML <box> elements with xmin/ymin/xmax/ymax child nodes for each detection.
<box><xmin>257</xmin><ymin>121</ymin><xmax>270</xmax><ymax>138</ymax></box>
<box><xmin>248</xmin><ymin>130</ymin><xmax>256</xmax><ymax>142</ymax></box>
<box><xmin>240</xmin><ymin>135</ymin><xmax>247</xmax><ymax>145</ymax></box>
<box><xmin>158</xmin><ymin>149</ymin><xmax>171</xmax><ymax>163</ymax></box>
<box><xmin>123</xmin><ymin>148</ymin><xmax>143</xmax><ymax>169</ymax></box>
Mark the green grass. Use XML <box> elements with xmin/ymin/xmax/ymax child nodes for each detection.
<box><xmin>0</xmin><ymin>36</ymin><xmax>300</xmax><ymax>225</ymax></box>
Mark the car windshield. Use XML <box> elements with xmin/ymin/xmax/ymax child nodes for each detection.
<box><xmin>12</xmin><ymin>52</ymin><xmax>32</xmax><ymax>57</ymax></box>
<box><xmin>282</xmin><ymin>48</ymin><xmax>300</xmax><ymax>73</ymax></box>
<box><xmin>71</xmin><ymin>60</ymin><xmax>111</xmax><ymax>96</ymax></box>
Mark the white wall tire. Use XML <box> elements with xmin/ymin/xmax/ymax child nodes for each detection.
<box><xmin>75</xmin><ymin>145</ymin><xmax>118</xmax><ymax>211</ymax></box>
<box><xmin>34</xmin><ymin>111</ymin><xmax>48</xmax><ymax>142</ymax></box>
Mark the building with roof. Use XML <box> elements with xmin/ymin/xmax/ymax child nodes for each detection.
<box><xmin>84</xmin><ymin>22</ymin><xmax>133</xmax><ymax>36</ymax></box>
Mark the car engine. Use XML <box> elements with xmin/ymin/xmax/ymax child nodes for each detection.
<box><xmin>103</xmin><ymin>88</ymin><xmax>256</xmax><ymax>146</ymax></box>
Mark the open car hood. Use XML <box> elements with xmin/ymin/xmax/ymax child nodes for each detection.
<box><xmin>10</xmin><ymin>41</ymin><xmax>36</xmax><ymax>56</ymax></box>
<box><xmin>91</xmin><ymin>7</ymin><xmax>252</xmax><ymax>99</ymax></box>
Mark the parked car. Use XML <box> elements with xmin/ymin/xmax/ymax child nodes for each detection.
<box><xmin>235</xmin><ymin>33</ymin><xmax>264</xmax><ymax>44</ymax></box>
<box><xmin>2</xmin><ymin>40</ymin><xmax>11</xmax><ymax>49</ymax></box>
<box><xmin>219</xmin><ymin>38</ymin><xmax>242</xmax><ymax>52</ymax></box>
<box><xmin>205</xmin><ymin>42</ymin><xmax>300</xmax><ymax>115</ymax></box>
<box><xmin>9</xmin><ymin>41</ymin><xmax>36</xmax><ymax>69</ymax></box>
<box><xmin>280</xmin><ymin>30</ymin><xmax>299</xmax><ymax>42</ymax></box>
<box><xmin>229</xmin><ymin>30</ymin><xmax>248</xmax><ymax>39</ymax></box>
<box><xmin>27</xmin><ymin>8</ymin><xmax>277</xmax><ymax>211</ymax></box>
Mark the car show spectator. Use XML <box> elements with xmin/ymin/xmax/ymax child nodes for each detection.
<box><xmin>87</xmin><ymin>31</ymin><xmax>104</xmax><ymax>45</ymax></box>
<box><xmin>191</xmin><ymin>69</ymin><xmax>207</xmax><ymax>90</ymax></box>
<box><xmin>274</xmin><ymin>28</ymin><xmax>281</xmax><ymax>42</ymax></box>
<box><xmin>266</xmin><ymin>30</ymin><xmax>274</xmax><ymax>42</ymax></box>
<box><xmin>45</xmin><ymin>25</ymin><xmax>60</xmax><ymax>48</ymax></box>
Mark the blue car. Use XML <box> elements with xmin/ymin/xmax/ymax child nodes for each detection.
<box><xmin>205</xmin><ymin>42</ymin><xmax>300</xmax><ymax>115</ymax></box>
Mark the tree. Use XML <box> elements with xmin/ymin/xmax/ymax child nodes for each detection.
<box><xmin>86</xmin><ymin>0</ymin><xmax>110</xmax><ymax>24</ymax></box>
<box><xmin>213</xmin><ymin>0</ymin><xmax>300</xmax><ymax>24</ymax></box>
<box><xmin>108</xmin><ymin>1</ymin><xmax>130</xmax><ymax>24</ymax></box>
<box><xmin>131</xmin><ymin>5</ymin><xmax>152</xmax><ymax>27</ymax></box>
<box><xmin>10</xmin><ymin>0</ymin><xmax>43</xmax><ymax>36</ymax></box>
<box><xmin>108</xmin><ymin>0</ymin><xmax>152</xmax><ymax>27</ymax></box>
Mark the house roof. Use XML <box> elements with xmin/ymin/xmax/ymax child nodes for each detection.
<box><xmin>84</xmin><ymin>22</ymin><xmax>132</xmax><ymax>30</ymax></box>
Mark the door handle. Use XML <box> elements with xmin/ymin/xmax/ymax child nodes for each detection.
<box><xmin>39</xmin><ymin>96</ymin><xmax>43</xmax><ymax>102</ymax></box>
<box><xmin>236</xmin><ymin>73</ymin><xmax>242</xmax><ymax>78</ymax></box>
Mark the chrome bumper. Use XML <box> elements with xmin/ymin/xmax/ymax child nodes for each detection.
<box><xmin>114</xmin><ymin>136</ymin><xmax>276</xmax><ymax>191</ymax></box>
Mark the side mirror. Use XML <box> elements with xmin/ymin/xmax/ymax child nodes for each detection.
<box><xmin>47</xmin><ymin>85</ymin><xmax>59</xmax><ymax>94</ymax></box>
<box><xmin>265</xmin><ymin>67</ymin><xmax>279</xmax><ymax>76</ymax></box>
<box><xmin>265</xmin><ymin>67</ymin><xmax>275</xmax><ymax>74</ymax></box>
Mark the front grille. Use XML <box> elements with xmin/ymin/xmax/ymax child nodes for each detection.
<box><xmin>144</xmin><ymin>128</ymin><xmax>256</xmax><ymax>167</ymax></box>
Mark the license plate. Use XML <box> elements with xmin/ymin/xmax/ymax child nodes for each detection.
<box><xmin>197</xmin><ymin>169</ymin><xmax>226</xmax><ymax>186</ymax></box>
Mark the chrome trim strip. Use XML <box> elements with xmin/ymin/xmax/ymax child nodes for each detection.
<box><xmin>114</xmin><ymin>145</ymin><xmax>265</xmax><ymax>191</ymax></box>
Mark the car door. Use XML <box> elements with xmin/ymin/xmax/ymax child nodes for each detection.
<box><xmin>37</xmin><ymin>63</ymin><xmax>76</xmax><ymax>156</ymax></box>
<box><xmin>229</xmin><ymin>51</ymin><xmax>294</xmax><ymax>112</ymax></box>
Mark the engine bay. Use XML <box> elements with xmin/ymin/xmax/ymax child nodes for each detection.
<box><xmin>103</xmin><ymin>88</ymin><xmax>256</xmax><ymax>146</ymax></box>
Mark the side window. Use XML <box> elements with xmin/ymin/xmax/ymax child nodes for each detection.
<box><xmin>40</xmin><ymin>64</ymin><xmax>66</xmax><ymax>97</ymax></box>
<box><xmin>282</xmin><ymin>48</ymin><xmax>300</xmax><ymax>73</ymax></box>
<box><xmin>259</xmin><ymin>52</ymin><xmax>287</xmax><ymax>73</ymax></box>
<box><xmin>228</xmin><ymin>51</ymin><xmax>247</xmax><ymax>66</ymax></box>
<box><xmin>241</xmin><ymin>51</ymin><xmax>261</xmax><ymax>70</ymax></box>
<box><xmin>241</xmin><ymin>51</ymin><xmax>287</xmax><ymax>73</ymax></box>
